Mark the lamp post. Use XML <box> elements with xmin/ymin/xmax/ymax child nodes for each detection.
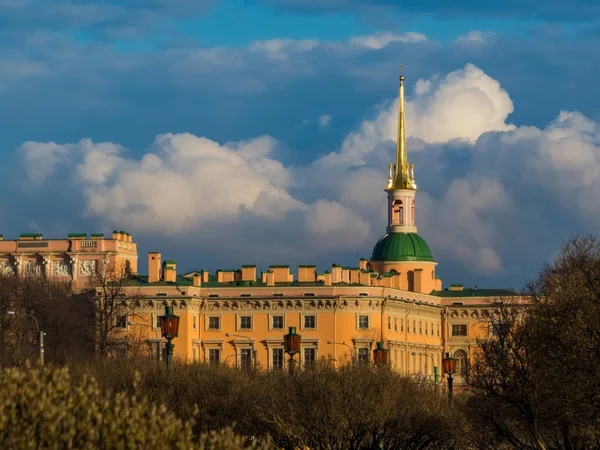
<box><xmin>6</xmin><ymin>310</ymin><xmax>45</xmax><ymax>366</ymax></box>
<box><xmin>373</xmin><ymin>341</ymin><xmax>389</xmax><ymax>367</ymax></box>
<box><xmin>159</xmin><ymin>306</ymin><xmax>180</xmax><ymax>369</ymax></box>
<box><xmin>327</xmin><ymin>340</ymin><xmax>355</xmax><ymax>364</ymax></box>
<box><xmin>225</xmin><ymin>333</ymin><xmax>257</xmax><ymax>370</ymax></box>
<box><xmin>283</xmin><ymin>326</ymin><xmax>301</xmax><ymax>374</ymax></box>
<box><xmin>442</xmin><ymin>352</ymin><xmax>457</xmax><ymax>402</ymax></box>
<box><xmin>411</xmin><ymin>351</ymin><xmax>438</xmax><ymax>390</ymax></box>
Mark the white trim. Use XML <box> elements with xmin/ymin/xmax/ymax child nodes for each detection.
<box><xmin>300</xmin><ymin>313</ymin><xmax>317</xmax><ymax>330</ymax></box>
<box><xmin>268</xmin><ymin>313</ymin><xmax>285</xmax><ymax>331</ymax></box>
<box><xmin>356</xmin><ymin>313</ymin><xmax>370</xmax><ymax>331</ymax></box>
<box><xmin>236</xmin><ymin>313</ymin><xmax>254</xmax><ymax>332</ymax></box>
<box><xmin>205</xmin><ymin>314</ymin><xmax>221</xmax><ymax>332</ymax></box>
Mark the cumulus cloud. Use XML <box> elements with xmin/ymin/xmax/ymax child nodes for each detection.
<box><xmin>15</xmin><ymin>64</ymin><xmax>600</xmax><ymax>284</ymax></box>
<box><xmin>249</xmin><ymin>39</ymin><xmax>319</xmax><ymax>61</ymax></box>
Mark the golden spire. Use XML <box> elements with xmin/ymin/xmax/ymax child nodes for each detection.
<box><xmin>389</xmin><ymin>63</ymin><xmax>416</xmax><ymax>190</ymax></box>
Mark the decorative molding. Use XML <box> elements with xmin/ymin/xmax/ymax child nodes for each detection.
<box><xmin>52</xmin><ymin>260</ymin><xmax>70</xmax><ymax>277</ymax></box>
<box><xmin>79</xmin><ymin>260</ymin><xmax>97</xmax><ymax>277</ymax></box>
<box><xmin>23</xmin><ymin>261</ymin><xmax>42</xmax><ymax>277</ymax></box>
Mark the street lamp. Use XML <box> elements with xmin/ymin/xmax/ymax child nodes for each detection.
<box><xmin>225</xmin><ymin>333</ymin><xmax>257</xmax><ymax>370</ymax></box>
<box><xmin>6</xmin><ymin>310</ymin><xmax>45</xmax><ymax>366</ymax></box>
<box><xmin>411</xmin><ymin>351</ymin><xmax>438</xmax><ymax>390</ymax></box>
<box><xmin>442</xmin><ymin>352</ymin><xmax>457</xmax><ymax>401</ymax></box>
<box><xmin>159</xmin><ymin>306</ymin><xmax>180</xmax><ymax>369</ymax></box>
<box><xmin>327</xmin><ymin>340</ymin><xmax>355</xmax><ymax>364</ymax></box>
<box><xmin>373</xmin><ymin>341</ymin><xmax>389</xmax><ymax>367</ymax></box>
<box><xmin>283</xmin><ymin>326</ymin><xmax>301</xmax><ymax>374</ymax></box>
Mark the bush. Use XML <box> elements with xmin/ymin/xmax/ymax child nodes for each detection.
<box><xmin>0</xmin><ymin>364</ymin><xmax>271</xmax><ymax>449</ymax></box>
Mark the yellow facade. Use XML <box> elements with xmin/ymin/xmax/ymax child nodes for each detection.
<box><xmin>0</xmin><ymin>73</ymin><xmax>519</xmax><ymax>383</ymax></box>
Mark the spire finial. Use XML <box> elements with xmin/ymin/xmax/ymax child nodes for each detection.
<box><xmin>388</xmin><ymin>64</ymin><xmax>416</xmax><ymax>190</ymax></box>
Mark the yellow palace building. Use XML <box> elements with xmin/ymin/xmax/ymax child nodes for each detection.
<box><xmin>0</xmin><ymin>74</ymin><xmax>516</xmax><ymax>381</ymax></box>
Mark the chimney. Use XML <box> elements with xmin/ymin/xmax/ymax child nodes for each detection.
<box><xmin>148</xmin><ymin>252</ymin><xmax>161</xmax><ymax>283</ymax></box>
<box><xmin>193</xmin><ymin>274</ymin><xmax>202</xmax><ymax>287</ymax></box>
<box><xmin>163</xmin><ymin>260</ymin><xmax>177</xmax><ymax>283</ymax></box>
<box><xmin>359</xmin><ymin>258</ymin><xmax>368</xmax><ymax>270</ymax></box>
<box><xmin>331</xmin><ymin>264</ymin><xmax>342</xmax><ymax>284</ymax></box>
<box><xmin>298</xmin><ymin>265</ymin><xmax>316</xmax><ymax>283</ymax></box>
<box><xmin>266</xmin><ymin>271</ymin><xmax>275</xmax><ymax>287</ymax></box>
<box><xmin>342</xmin><ymin>267</ymin><xmax>350</xmax><ymax>284</ymax></box>
<box><xmin>201</xmin><ymin>270</ymin><xmax>209</xmax><ymax>283</ymax></box>
<box><xmin>323</xmin><ymin>271</ymin><xmax>332</xmax><ymax>286</ymax></box>
<box><xmin>242</xmin><ymin>265</ymin><xmax>256</xmax><ymax>282</ymax></box>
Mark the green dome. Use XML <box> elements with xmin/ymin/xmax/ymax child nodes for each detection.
<box><xmin>371</xmin><ymin>233</ymin><xmax>434</xmax><ymax>262</ymax></box>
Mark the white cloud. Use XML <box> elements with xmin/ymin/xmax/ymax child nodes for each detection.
<box><xmin>17</xmin><ymin>64</ymin><xmax>600</xmax><ymax>281</ymax></box>
<box><xmin>454</xmin><ymin>31</ymin><xmax>494</xmax><ymax>44</ymax></box>
<box><xmin>318</xmin><ymin>114</ymin><xmax>332</xmax><ymax>127</ymax></box>
<box><xmin>248</xmin><ymin>38</ymin><xmax>319</xmax><ymax>61</ymax></box>
<box><xmin>348</xmin><ymin>32</ymin><xmax>427</xmax><ymax>49</ymax></box>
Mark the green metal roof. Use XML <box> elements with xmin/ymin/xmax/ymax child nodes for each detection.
<box><xmin>371</xmin><ymin>233</ymin><xmax>434</xmax><ymax>262</ymax></box>
<box><xmin>241</xmin><ymin>265</ymin><xmax>256</xmax><ymax>268</ymax></box>
<box><xmin>20</xmin><ymin>233</ymin><xmax>42</xmax><ymax>237</ymax></box>
<box><xmin>269</xmin><ymin>265</ymin><xmax>290</xmax><ymax>268</ymax></box>
<box><xmin>164</xmin><ymin>260</ymin><xmax>176</xmax><ymax>264</ymax></box>
<box><xmin>68</xmin><ymin>233</ymin><xmax>87</xmax><ymax>237</ymax></box>
<box><xmin>298</xmin><ymin>265</ymin><xmax>316</xmax><ymax>268</ymax></box>
<box><xmin>91</xmin><ymin>233</ymin><xmax>104</xmax><ymax>237</ymax></box>
<box><xmin>432</xmin><ymin>288</ymin><xmax>517</xmax><ymax>298</ymax></box>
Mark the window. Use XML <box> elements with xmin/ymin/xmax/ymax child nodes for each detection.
<box><xmin>208</xmin><ymin>348</ymin><xmax>220</xmax><ymax>365</ymax></box>
<box><xmin>272</xmin><ymin>315</ymin><xmax>284</xmax><ymax>330</ymax></box>
<box><xmin>454</xmin><ymin>349</ymin><xmax>469</xmax><ymax>376</ymax></box>
<box><xmin>357</xmin><ymin>348</ymin><xmax>370</xmax><ymax>364</ymax></box>
<box><xmin>192</xmin><ymin>315</ymin><xmax>197</xmax><ymax>329</ymax></box>
<box><xmin>452</xmin><ymin>324</ymin><xmax>468</xmax><ymax>336</ymax></box>
<box><xmin>240</xmin><ymin>293</ymin><xmax>252</xmax><ymax>298</ymax></box>
<box><xmin>208</xmin><ymin>294</ymin><xmax>219</xmax><ymax>298</ymax></box>
<box><xmin>388</xmin><ymin>317</ymin><xmax>391</xmax><ymax>330</ymax></box>
<box><xmin>155</xmin><ymin>314</ymin><xmax>161</xmax><ymax>329</ymax></box>
<box><xmin>394</xmin><ymin>318</ymin><xmax>398</xmax><ymax>331</ymax></box>
<box><xmin>303</xmin><ymin>292</ymin><xmax>315</xmax><ymax>297</ymax></box>
<box><xmin>401</xmin><ymin>319</ymin><xmax>404</xmax><ymax>332</ymax></box>
<box><xmin>240</xmin><ymin>315</ymin><xmax>252</xmax><ymax>330</ymax></box>
<box><xmin>208</xmin><ymin>316</ymin><xmax>220</xmax><ymax>330</ymax></box>
<box><xmin>304</xmin><ymin>348</ymin><xmax>316</xmax><ymax>365</ymax></box>
<box><xmin>425</xmin><ymin>322</ymin><xmax>428</xmax><ymax>335</ymax></box>
<box><xmin>272</xmin><ymin>293</ymin><xmax>284</xmax><ymax>297</ymax></box>
<box><xmin>272</xmin><ymin>348</ymin><xmax>284</xmax><ymax>370</ymax></box>
<box><xmin>413</xmin><ymin>320</ymin><xmax>416</xmax><ymax>333</ymax></box>
<box><xmin>240</xmin><ymin>348</ymin><xmax>253</xmax><ymax>370</ymax></box>
<box><xmin>437</xmin><ymin>323</ymin><xmax>440</xmax><ymax>336</ymax></box>
<box><xmin>419</xmin><ymin>321</ymin><xmax>422</xmax><ymax>334</ymax></box>
<box><xmin>115</xmin><ymin>314</ymin><xmax>127</xmax><ymax>329</ymax></box>
<box><xmin>358</xmin><ymin>315</ymin><xmax>369</xmax><ymax>330</ymax></box>
<box><xmin>303</xmin><ymin>315</ymin><xmax>316</xmax><ymax>329</ymax></box>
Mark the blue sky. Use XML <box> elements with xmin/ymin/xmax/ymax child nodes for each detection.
<box><xmin>2</xmin><ymin>0</ymin><xmax>600</xmax><ymax>290</ymax></box>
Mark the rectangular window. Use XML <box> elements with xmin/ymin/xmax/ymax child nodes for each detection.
<box><xmin>208</xmin><ymin>316</ymin><xmax>220</xmax><ymax>330</ymax></box>
<box><xmin>452</xmin><ymin>324</ymin><xmax>468</xmax><ymax>336</ymax></box>
<box><xmin>394</xmin><ymin>317</ymin><xmax>398</xmax><ymax>332</ymax></box>
<box><xmin>192</xmin><ymin>315</ymin><xmax>197</xmax><ymax>329</ymax></box>
<box><xmin>437</xmin><ymin>323</ymin><xmax>440</xmax><ymax>336</ymax></box>
<box><xmin>413</xmin><ymin>320</ymin><xmax>416</xmax><ymax>334</ymax></box>
<box><xmin>155</xmin><ymin>314</ymin><xmax>161</xmax><ymax>329</ymax></box>
<box><xmin>425</xmin><ymin>322</ymin><xmax>428</xmax><ymax>335</ymax></box>
<box><xmin>240</xmin><ymin>316</ymin><xmax>252</xmax><ymax>330</ymax></box>
<box><xmin>357</xmin><ymin>347</ymin><xmax>370</xmax><ymax>364</ymax></box>
<box><xmin>240</xmin><ymin>348</ymin><xmax>253</xmax><ymax>370</ymax></box>
<box><xmin>272</xmin><ymin>348</ymin><xmax>284</xmax><ymax>370</ymax></box>
<box><xmin>304</xmin><ymin>315</ymin><xmax>316</xmax><ymax>329</ymax></box>
<box><xmin>304</xmin><ymin>347</ymin><xmax>316</xmax><ymax>365</ymax></box>
<box><xmin>401</xmin><ymin>318</ymin><xmax>404</xmax><ymax>332</ymax></box>
<box><xmin>208</xmin><ymin>348</ymin><xmax>220</xmax><ymax>365</ymax></box>
<box><xmin>388</xmin><ymin>317</ymin><xmax>391</xmax><ymax>330</ymax></box>
<box><xmin>272</xmin><ymin>315</ymin><xmax>284</xmax><ymax>330</ymax></box>
<box><xmin>115</xmin><ymin>314</ymin><xmax>127</xmax><ymax>329</ymax></box>
<box><xmin>419</xmin><ymin>321</ymin><xmax>422</xmax><ymax>334</ymax></box>
<box><xmin>208</xmin><ymin>294</ymin><xmax>219</xmax><ymax>298</ymax></box>
<box><xmin>358</xmin><ymin>315</ymin><xmax>369</xmax><ymax>330</ymax></box>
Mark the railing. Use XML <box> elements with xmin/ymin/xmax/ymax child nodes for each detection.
<box><xmin>81</xmin><ymin>241</ymin><xmax>97</xmax><ymax>248</ymax></box>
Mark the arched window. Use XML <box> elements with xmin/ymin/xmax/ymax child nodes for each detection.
<box><xmin>392</xmin><ymin>200</ymin><xmax>403</xmax><ymax>225</ymax></box>
<box><xmin>453</xmin><ymin>349</ymin><xmax>469</xmax><ymax>377</ymax></box>
<box><xmin>411</xmin><ymin>200</ymin><xmax>415</xmax><ymax>226</ymax></box>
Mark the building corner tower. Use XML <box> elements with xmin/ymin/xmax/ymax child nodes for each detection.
<box><xmin>370</xmin><ymin>70</ymin><xmax>440</xmax><ymax>293</ymax></box>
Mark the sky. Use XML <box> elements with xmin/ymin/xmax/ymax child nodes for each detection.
<box><xmin>2</xmin><ymin>0</ymin><xmax>600</xmax><ymax>290</ymax></box>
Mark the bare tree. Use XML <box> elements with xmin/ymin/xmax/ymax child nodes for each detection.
<box><xmin>464</xmin><ymin>236</ymin><xmax>600</xmax><ymax>449</ymax></box>
<box><xmin>87</xmin><ymin>257</ymin><xmax>141</xmax><ymax>357</ymax></box>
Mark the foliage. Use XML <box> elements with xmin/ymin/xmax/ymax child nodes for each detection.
<box><xmin>0</xmin><ymin>364</ymin><xmax>271</xmax><ymax>450</ymax></box>
<box><xmin>464</xmin><ymin>236</ymin><xmax>600</xmax><ymax>449</ymax></box>
<box><xmin>70</xmin><ymin>359</ymin><xmax>455</xmax><ymax>450</ymax></box>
